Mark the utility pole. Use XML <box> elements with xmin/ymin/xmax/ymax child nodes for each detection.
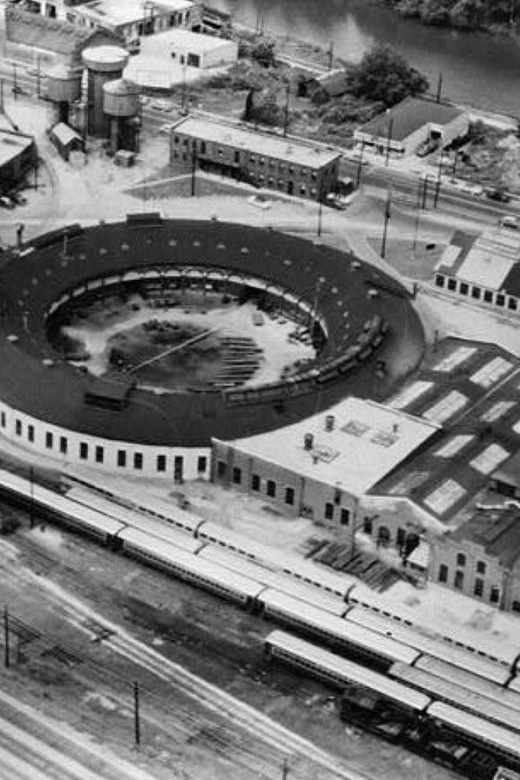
<box><xmin>412</xmin><ymin>178</ymin><xmax>422</xmax><ymax>260</ymax></box>
<box><xmin>317</xmin><ymin>198</ymin><xmax>323</xmax><ymax>237</ymax></box>
<box><xmin>283</xmin><ymin>83</ymin><xmax>290</xmax><ymax>138</ymax></box>
<box><xmin>12</xmin><ymin>63</ymin><xmax>18</xmax><ymax>101</ymax></box>
<box><xmin>355</xmin><ymin>140</ymin><xmax>365</xmax><ymax>188</ymax></box>
<box><xmin>0</xmin><ymin>79</ymin><xmax>4</xmax><ymax>111</ymax></box>
<box><xmin>385</xmin><ymin>117</ymin><xmax>393</xmax><ymax>167</ymax></box>
<box><xmin>436</xmin><ymin>72</ymin><xmax>443</xmax><ymax>103</ymax></box>
<box><xmin>433</xmin><ymin>152</ymin><xmax>443</xmax><ymax>209</ymax></box>
<box><xmin>29</xmin><ymin>465</ymin><xmax>34</xmax><ymax>529</ymax></box>
<box><xmin>191</xmin><ymin>144</ymin><xmax>197</xmax><ymax>197</ymax></box>
<box><xmin>36</xmin><ymin>56</ymin><xmax>41</xmax><ymax>99</ymax></box>
<box><xmin>328</xmin><ymin>41</ymin><xmax>334</xmax><ymax>71</ymax></box>
<box><xmin>4</xmin><ymin>607</ymin><xmax>10</xmax><ymax>669</ymax></box>
<box><xmin>421</xmin><ymin>176</ymin><xmax>429</xmax><ymax>210</ymax></box>
<box><xmin>282</xmin><ymin>758</ymin><xmax>290</xmax><ymax>780</ymax></box>
<box><xmin>381</xmin><ymin>188</ymin><xmax>392</xmax><ymax>259</ymax></box>
<box><xmin>134</xmin><ymin>681</ymin><xmax>141</xmax><ymax>747</ymax></box>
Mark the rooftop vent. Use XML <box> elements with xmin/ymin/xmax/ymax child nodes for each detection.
<box><xmin>304</xmin><ymin>432</ymin><xmax>314</xmax><ymax>451</ymax></box>
<box><xmin>325</xmin><ymin>414</ymin><xmax>335</xmax><ymax>432</ymax></box>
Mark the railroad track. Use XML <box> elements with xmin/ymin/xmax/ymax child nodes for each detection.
<box><xmin>0</xmin><ymin>539</ymin><xmax>371</xmax><ymax>780</ymax></box>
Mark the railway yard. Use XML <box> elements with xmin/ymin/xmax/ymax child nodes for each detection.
<box><xmin>0</xmin><ymin>467</ymin><xmax>518</xmax><ymax>780</ymax></box>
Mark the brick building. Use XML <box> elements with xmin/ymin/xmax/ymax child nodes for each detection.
<box><xmin>211</xmin><ymin>396</ymin><xmax>438</xmax><ymax>532</ymax></box>
<box><xmin>170</xmin><ymin>115</ymin><xmax>342</xmax><ymax>200</ymax></box>
<box><xmin>429</xmin><ymin>505</ymin><xmax>520</xmax><ymax>614</ymax></box>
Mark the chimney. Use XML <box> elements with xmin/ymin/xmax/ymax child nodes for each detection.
<box><xmin>304</xmin><ymin>432</ymin><xmax>314</xmax><ymax>451</ymax></box>
<box><xmin>325</xmin><ymin>414</ymin><xmax>335</xmax><ymax>432</ymax></box>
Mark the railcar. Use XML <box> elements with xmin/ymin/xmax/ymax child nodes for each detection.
<box><xmin>427</xmin><ymin>702</ymin><xmax>520</xmax><ymax>773</ymax></box>
<box><xmin>390</xmin><ymin>662</ymin><xmax>520</xmax><ymax>734</ymax></box>
<box><xmin>197</xmin><ymin>545</ymin><xmax>348</xmax><ymax>616</ymax></box>
<box><xmin>261</xmin><ymin>590</ymin><xmax>420</xmax><ymax>670</ymax></box>
<box><xmin>415</xmin><ymin>657</ymin><xmax>520</xmax><ymax>715</ymax></box>
<box><xmin>66</xmin><ymin>486</ymin><xmax>204</xmax><ymax>553</ymax></box>
<box><xmin>118</xmin><ymin>526</ymin><xmax>266</xmax><ymax>608</ymax></box>
<box><xmin>346</xmin><ymin>606</ymin><xmax>511</xmax><ymax>685</ymax></box>
<box><xmin>265</xmin><ymin>630</ymin><xmax>429</xmax><ymax>710</ymax></box>
<box><xmin>507</xmin><ymin>676</ymin><xmax>520</xmax><ymax>695</ymax></box>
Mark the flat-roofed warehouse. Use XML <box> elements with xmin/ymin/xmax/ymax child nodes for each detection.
<box><xmin>354</xmin><ymin>96</ymin><xmax>469</xmax><ymax>158</ymax></box>
<box><xmin>212</xmin><ymin>396</ymin><xmax>439</xmax><ymax>532</ymax></box>
<box><xmin>170</xmin><ymin>115</ymin><xmax>342</xmax><ymax>200</ymax></box>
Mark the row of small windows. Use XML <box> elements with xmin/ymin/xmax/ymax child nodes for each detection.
<box><xmin>455</xmin><ymin>552</ymin><xmax>486</xmax><ymax>575</ymax></box>
<box><xmin>222</xmin><ymin>462</ymin><xmax>350</xmax><ymax>523</ymax></box>
<box><xmin>172</xmin><ymin>136</ymin><xmax>332</xmax><ymax>178</ymax></box>
<box><xmin>435</xmin><ymin>275</ymin><xmax>519</xmax><ymax>311</ymax></box>
<box><xmin>438</xmin><ymin>564</ymin><xmax>499</xmax><ymax>602</ymax></box>
<box><xmin>5</xmin><ymin>416</ymin><xmax>207</xmax><ymax>474</ymax></box>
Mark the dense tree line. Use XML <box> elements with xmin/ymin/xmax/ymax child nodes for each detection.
<box><xmin>384</xmin><ymin>0</ymin><xmax>519</xmax><ymax>31</ymax></box>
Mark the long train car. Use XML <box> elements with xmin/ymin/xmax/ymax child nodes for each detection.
<box><xmin>197</xmin><ymin>545</ymin><xmax>348</xmax><ymax>616</ymax></box>
<box><xmin>347</xmin><ymin>584</ymin><xmax>515</xmax><ymax>668</ymax></box>
<box><xmin>414</xmin><ymin>657</ymin><xmax>520</xmax><ymax>716</ymax></box>
<box><xmin>346</xmin><ymin>606</ymin><xmax>512</xmax><ymax>686</ymax></box>
<box><xmin>428</xmin><ymin>702</ymin><xmax>520</xmax><ymax>773</ymax></box>
<box><xmin>265</xmin><ymin>629</ymin><xmax>430</xmax><ymax>709</ymax></box>
<box><xmin>261</xmin><ymin>589</ymin><xmax>420</xmax><ymax>670</ymax></box>
<box><xmin>118</xmin><ymin>526</ymin><xmax>266</xmax><ymax>609</ymax></box>
<box><xmin>66</xmin><ymin>486</ymin><xmax>204</xmax><ymax>554</ymax></box>
<box><xmin>389</xmin><ymin>661</ymin><xmax>520</xmax><ymax>734</ymax></box>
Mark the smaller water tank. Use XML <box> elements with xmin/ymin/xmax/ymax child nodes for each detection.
<box><xmin>46</xmin><ymin>63</ymin><xmax>82</xmax><ymax>104</ymax></box>
<box><xmin>103</xmin><ymin>78</ymin><xmax>140</xmax><ymax>118</ymax></box>
<box><xmin>82</xmin><ymin>45</ymin><xmax>129</xmax><ymax>74</ymax></box>
<box><xmin>325</xmin><ymin>414</ymin><xmax>335</xmax><ymax>432</ymax></box>
<box><xmin>304</xmin><ymin>432</ymin><xmax>314</xmax><ymax>451</ymax></box>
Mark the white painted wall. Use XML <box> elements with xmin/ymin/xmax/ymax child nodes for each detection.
<box><xmin>0</xmin><ymin>401</ymin><xmax>210</xmax><ymax>481</ymax></box>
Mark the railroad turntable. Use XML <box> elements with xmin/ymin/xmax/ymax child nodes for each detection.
<box><xmin>0</xmin><ymin>214</ymin><xmax>424</xmax><ymax>478</ymax></box>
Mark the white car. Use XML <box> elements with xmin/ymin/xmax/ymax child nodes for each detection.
<box><xmin>150</xmin><ymin>99</ymin><xmax>173</xmax><ymax>112</ymax></box>
<box><xmin>158</xmin><ymin>124</ymin><xmax>174</xmax><ymax>135</ymax></box>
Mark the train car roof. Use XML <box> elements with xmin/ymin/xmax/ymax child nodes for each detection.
<box><xmin>198</xmin><ymin>521</ymin><xmax>356</xmax><ymax>596</ymax></box>
<box><xmin>390</xmin><ymin>662</ymin><xmax>520</xmax><ymax>734</ymax></box>
<box><xmin>37</xmin><ymin>488</ymin><xmax>125</xmax><ymax>535</ymax></box>
<box><xmin>347</xmin><ymin>607</ymin><xmax>510</xmax><ymax>685</ymax></box>
<box><xmin>266</xmin><ymin>630</ymin><xmax>430</xmax><ymax>711</ymax></box>
<box><xmin>263</xmin><ymin>590</ymin><xmax>419</xmax><ymax>665</ymax></box>
<box><xmin>198</xmin><ymin>545</ymin><xmax>347</xmax><ymax>615</ymax></box>
<box><xmin>415</xmin><ymin>656</ymin><xmax>520</xmax><ymax>714</ymax></box>
<box><xmin>428</xmin><ymin>701</ymin><xmax>520</xmax><ymax>757</ymax></box>
<box><xmin>120</xmin><ymin>526</ymin><xmax>265</xmax><ymax>596</ymax></box>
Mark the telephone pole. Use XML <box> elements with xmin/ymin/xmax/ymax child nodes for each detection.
<box><xmin>282</xmin><ymin>758</ymin><xmax>289</xmax><ymax>780</ymax></box>
<box><xmin>385</xmin><ymin>117</ymin><xmax>394</xmax><ymax>167</ymax></box>
<box><xmin>4</xmin><ymin>607</ymin><xmax>10</xmax><ymax>669</ymax></box>
<box><xmin>381</xmin><ymin>188</ymin><xmax>392</xmax><ymax>259</ymax></box>
<box><xmin>134</xmin><ymin>681</ymin><xmax>141</xmax><ymax>746</ymax></box>
<box><xmin>436</xmin><ymin>72</ymin><xmax>443</xmax><ymax>103</ymax></box>
<box><xmin>191</xmin><ymin>144</ymin><xmax>197</xmax><ymax>197</ymax></box>
<box><xmin>283</xmin><ymin>83</ymin><xmax>290</xmax><ymax>137</ymax></box>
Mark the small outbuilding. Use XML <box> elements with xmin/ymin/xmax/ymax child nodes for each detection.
<box><xmin>50</xmin><ymin>123</ymin><xmax>85</xmax><ymax>161</ymax></box>
<box><xmin>299</xmin><ymin>70</ymin><xmax>350</xmax><ymax>101</ymax></box>
<box><xmin>354</xmin><ymin>97</ymin><xmax>469</xmax><ymax>158</ymax></box>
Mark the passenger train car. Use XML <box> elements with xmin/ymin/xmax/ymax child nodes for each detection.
<box><xmin>265</xmin><ymin>631</ymin><xmax>520</xmax><ymax>780</ymax></box>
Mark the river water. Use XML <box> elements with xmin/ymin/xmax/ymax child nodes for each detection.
<box><xmin>213</xmin><ymin>0</ymin><xmax>520</xmax><ymax>116</ymax></box>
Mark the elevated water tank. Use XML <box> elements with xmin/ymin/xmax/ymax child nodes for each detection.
<box><xmin>82</xmin><ymin>45</ymin><xmax>129</xmax><ymax>137</ymax></box>
<box><xmin>103</xmin><ymin>78</ymin><xmax>139</xmax><ymax>118</ymax></box>
<box><xmin>46</xmin><ymin>62</ymin><xmax>82</xmax><ymax>104</ymax></box>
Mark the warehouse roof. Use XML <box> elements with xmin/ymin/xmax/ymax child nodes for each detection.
<box><xmin>76</xmin><ymin>0</ymin><xmax>193</xmax><ymax>27</ymax></box>
<box><xmin>358</xmin><ymin>97</ymin><xmax>465</xmax><ymax>143</ymax></box>
<box><xmin>450</xmin><ymin>506</ymin><xmax>520</xmax><ymax>570</ymax></box>
<box><xmin>220</xmin><ymin>396</ymin><xmax>439</xmax><ymax>496</ymax></box>
<box><xmin>436</xmin><ymin>229</ymin><xmax>520</xmax><ymax>295</ymax></box>
<box><xmin>172</xmin><ymin>116</ymin><xmax>341</xmax><ymax>169</ymax></box>
<box><xmin>0</xmin><ymin>127</ymin><xmax>34</xmax><ymax>168</ymax></box>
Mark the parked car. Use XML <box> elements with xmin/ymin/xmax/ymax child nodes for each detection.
<box><xmin>416</xmin><ymin>138</ymin><xmax>439</xmax><ymax>158</ymax></box>
<box><xmin>9</xmin><ymin>192</ymin><xmax>27</xmax><ymax>206</ymax></box>
<box><xmin>486</xmin><ymin>188</ymin><xmax>511</xmax><ymax>203</ymax></box>
<box><xmin>499</xmin><ymin>215</ymin><xmax>519</xmax><ymax>230</ymax></box>
<box><xmin>0</xmin><ymin>196</ymin><xmax>15</xmax><ymax>210</ymax></box>
<box><xmin>150</xmin><ymin>99</ymin><xmax>173</xmax><ymax>113</ymax></box>
<box><xmin>158</xmin><ymin>123</ymin><xmax>174</xmax><ymax>135</ymax></box>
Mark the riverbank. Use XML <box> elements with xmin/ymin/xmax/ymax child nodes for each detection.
<box><xmin>380</xmin><ymin>0</ymin><xmax>518</xmax><ymax>35</ymax></box>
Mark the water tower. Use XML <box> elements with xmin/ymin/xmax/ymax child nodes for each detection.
<box><xmin>82</xmin><ymin>45</ymin><xmax>129</xmax><ymax>137</ymax></box>
<box><xmin>45</xmin><ymin>63</ymin><xmax>83</xmax><ymax>126</ymax></box>
<box><xmin>103</xmin><ymin>78</ymin><xmax>140</xmax><ymax>153</ymax></box>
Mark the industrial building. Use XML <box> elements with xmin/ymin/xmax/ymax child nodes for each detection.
<box><xmin>429</xmin><ymin>504</ymin><xmax>520</xmax><ymax>614</ymax></box>
<box><xmin>434</xmin><ymin>229</ymin><xmax>520</xmax><ymax>315</ymax></box>
<box><xmin>170</xmin><ymin>115</ymin><xmax>342</xmax><ymax>200</ymax></box>
<box><xmin>64</xmin><ymin>0</ymin><xmax>199</xmax><ymax>41</ymax></box>
<box><xmin>354</xmin><ymin>97</ymin><xmax>469</xmax><ymax>158</ymax></box>
<box><xmin>211</xmin><ymin>397</ymin><xmax>439</xmax><ymax>530</ymax></box>
<box><xmin>0</xmin><ymin>127</ymin><xmax>37</xmax><ymax>193</ymax></box>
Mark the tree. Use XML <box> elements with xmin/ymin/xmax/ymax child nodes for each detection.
<box><xmin>349</xmin><ymin>44</ymin><xmax>429</xmax><ymax>108</ymax></box>
<box><xmin>250</xmin><ymin>38</ymin><xmax>276</xmax><ymax>68</ymax></box>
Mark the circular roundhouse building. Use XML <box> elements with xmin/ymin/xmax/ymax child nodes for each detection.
<box><xmin>0</xmin><ymin>215</ymin><xmax>424</xmax><ymax>481</ymax></box>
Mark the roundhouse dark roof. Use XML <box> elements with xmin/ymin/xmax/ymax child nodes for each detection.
<box><xmin>0</xmin><ymin>217</ymin><xmax>424</xmax><ymax>447</ymax></box>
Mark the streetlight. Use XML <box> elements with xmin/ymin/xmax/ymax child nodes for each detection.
<box><xmin>381</xmin><ymin>187</ymin><xmax>392</xmax><ymax>259</ymax></box>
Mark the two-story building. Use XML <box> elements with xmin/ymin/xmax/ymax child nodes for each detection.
<box><xmin>170</xmin><ymin>115</ymin><xmax>342</xmax><ymax>200</ymax></box>
<box><xmin>211</xmin><ymin>396</ymin><xmax>438</xmax><ymax>533</ymax></box>
<box><xmin>429</xmin><ymin>505</ymin><xmax>520</xmax><ymax>614</ymax></box>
